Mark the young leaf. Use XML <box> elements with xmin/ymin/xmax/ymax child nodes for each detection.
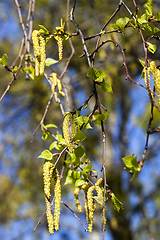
<box><xmin>74</xmin><ymin>116</ymin><xmax>89</xmax><ymax>127</ymax></box>
<box><xmin>82</xmin><ymin>103</ymin><xmax>88</xmax><ymax>110</ymax></box>
<box><xmin>91</xmin><ymin>112</ymin><xmax>109</xmax><ymax>126</ymax></box>
<box><xmin>143</xmin><ymin>23</ymin><xmax>160</xmax><ymax>36</ymax></box>
<box><xmin>65</xmin><ymin>170</ymin><xmax>74</xmax><ymax>185</ymax></box>
<box><xmin>44</xmin><ymin>123</ymin><xmax>57</xmax><ymax>128</ymax></box>
<box><xmin>147</xmin><ymin>42</ymin><xmax>157</xmax><ymax>54</ymax></box>
<box><xmin>75</xmin><ymin>179</ymin><xmax>85</xmax><ymax>188</ymax></box>
<box><xmin>45</xmin><ymin>58</ymin><xmax>59</xmax><ymax>66</ymax></box>
<box><xmin>139</xmin><ymin>59</ymin><xmax>145</xmax><ymax>68</ymax></box>
<box><xmin>74</xmin><ymin>116</ymin><xmax>92</xmax><ymax>130</ymax></box>
<box><xmin>73</xmin><ymin>129</ymin><xmax>86</xmax><ymax>143</ymax></box>
<box><xmin>101</xmin><ymin>79</ymin><xmax>113</xmax><ymax>93</ymax></box>
<box><xmin>0</xmin><ymin>54</ymin><xmax>8</xmax><ymax>66</ymax></box>
<box><xmin>156</xmin><ymin>11</ymin><xmax>160</xmax><ymax>21</ymax></box>
<box><xmin>49</xmin><ymin>141</ymin><xmax>58</xmax><ymax>151</ymax></box>
<box><xmin>65</xmin><ymin>169</ymin><xmax>81</xmax><ymax>185</ymax></box>
<box><xmin>42</xmin><ymin>131</ymin><xmax>52</xmax><ymax>140</ymax></box>
<box><xmin>122</xmin><ymin>154</ymin><xmax>141</xmax><ymax>181</ymax></box>
<box><xmin>70</xmin><ymin>152</ymin><xmax>80</xmax><ymax>165</ymax></box>
<box><xmin>21</xmin><ymin>67</ymin><xmax>35</xmax><ymax>80</ymax></box>
<box><xmin>110</xmin><ymin>193</ymin><xmax>124</xmax><ymax>212</ymax></box>
<box><xmin>38</xmin><ymin>149</ymin><xmax>53</xmax><ymax>160</ymax></box>
<box><xmin>87</xmin><ymin>67</ymin><xmax>106</xmax><ymax>82</ymax></box>
<box><xmin>13</xmin><ymin>66</ymin><xmax>19</xmax><ymax>73</ymax></box>
<box><xmin>75</xmin><ymin>146</ymin><xmax>85</xmax><ymax>159</ymax></box>
<box><xmin>93</xmin><ymin>195</ymin><xmax>104</xmax><ymax>207</ymax></box>
<box><xmin>116</xmin><ymin>17</ymin><xmax>130</xmax><ymax>31</ymax></box>
<box><xmin>39</xmin><ymin>25</ymin><xmax>49</xmax><ymax>34</ymax></box>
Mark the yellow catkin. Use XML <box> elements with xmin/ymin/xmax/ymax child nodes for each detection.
<box><xmin>50</xmin><ymin>73</ymin><xmax>65</xmax><ymax>102</ymax></box>
<box><xmin>87</xmin><ymin>186</ymin><xmax>96</xmax><ymax>233</ymax></box>
<box><xmin>144</xmin><ymin>67</ymin><xmax>153</xmax><ymax>100</ymax></box>
<box><xmin>32</xmin><ymin>30</ymin><xmax>40</xmax><ymax>57</ymax></box>
<box><xmin>63</xmin><ymin>113</ymin><xmax>74</xmax><ymax>153</ymax></box>
<box><xmin>43</xmin><ymin>161</ymin><xmax>54</xmax><ymax>234</ymax></box>
<box><xmin>71</xmin><ymin>115</ymin><xmax>77</xmax><ymax>140</ymax></box>
<box><xmin>45</xmin><ymin>196</ymin><xmax>54</xmax><ymax>234</ymax></box>
<box><xmin>149</xmin><ymin>61</ymin><xmax>160</xmax><ymax>104</ymax></box>
<box><xmin>43</xmin><ymin>161</ymin><xmax>54</xmax><ymax>200</ymax></box>
<box><xmin>35</xmin><ymin>58</ymin><xmax>40</xmax><ymax>77</ymax></box>
<box><xmin>95</xmin><ymin>178</ymin><xmax>103</xmax><ymax>208</ymax></box>
<box><xmin>57</xmin><ymin>79</ymin><xmax>65</xmax><ymax>96</ymax></box>
<box><xmin>95</xmin><ymin>178</ymin><xmax>107</xmax><ymax>232</ymax></box>
<box><xmin>153</xmin><ymin>69</ymin><xmax>160</xmax><ymax>104</ymax></box>
<box><xmin>53</xmin><ymin>168</ymin><xmax>61</xmax><ymax>231</ymax></box>
<box><xmin>39</xmin><ymin>35</ymin><xmax>46</xmax><ymax>75</ymax></box>
<box><xmin>150</xmin><ymin>61</ymin><xmax>157</xmax><ymax>73</ymax></box>
<box><xmin>81</xmin><ymin>182</ymin><xmax>90</xmax><ymax>223</ymax></box>
<box><xmin>101</xmin><ymin>205</ymin><xmax>107</xmax><ymax>232</ymax></box>
<box><xmin>74</xmin><ymin>187</ymin><xmax>82</xmax><ymax>212</ymax></box>
<box><xmin>57</xmin><ymin>35</ymin><xmax>63</xmax><ymax>61</ymax></box>
<box><xmin>32</xmin><ymin>30</ymin><xmax>41</xmax><ymax>77</ymax></box>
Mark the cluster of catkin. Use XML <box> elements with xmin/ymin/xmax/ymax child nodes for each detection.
<box><xmin>32</xmin><ymin>30</ymin><xmax>46</xmax><ymax>76</ymax></box>
<box><xmin>50</xmin><ymin>73</ymin><xmax>65</xmax><ymax>102</ymax></box>
<box><xmin>56</xmin><ymin>34</ymin><xmax>63</xmax><ymax>61</ymax></box>
<box><xmin>62</xmin><ymin>113</ymin><xmax>77</xmax><ymax>154</ymax></box>
<box><xmin>43</xmin><ymin>161</ymin><xmax>61</xmax><ymax>234</ymax></box>
<box><xmin>149</xmin><ymin>61</ymin><xmax>160</xmax><ymax>104</ymax></box>
<box><xmin>74</xmin><ymin>178</ymin><xmax>107</xmax><ymax>232</ymax></box>
<box><xmin>145</xmin><ymin>61</ymin><xmax>160</xmax><ymax>103</ymax></box>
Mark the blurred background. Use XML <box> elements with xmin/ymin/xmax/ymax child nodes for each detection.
<box><xmin>0</xmin><ymin>0</ymin><xmax>160</xmax><ymax>239</ymax></box>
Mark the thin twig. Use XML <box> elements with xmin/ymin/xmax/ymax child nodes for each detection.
<box><xmin>61</xmin><ymin>201</ymin><xmax>88</xmax><ymax>232</ymax></box>
<box><xmin>31</xmin><ymin>93</ymin><xmax>53</xmax><ymax>143</ymax></box>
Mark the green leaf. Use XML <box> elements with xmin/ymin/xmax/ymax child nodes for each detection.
<box><xmin>72</xmin><ymin>170</ymin><xmax>81</xmax><ymax>180</ymax></box>
<box><xmin>39</xmin><ymin>25</ymin><xmax>49</xmax><ymax>34</ymax></box>
<box><xmin>101</xmin><ymin>79</ymin><xmax>113</xmax><ymax>93</ymax></box>
<box><xmin>21</xmin><ymin>66</ymin><xmax>35</xmax><ymax>80</ymax></box>
<box><xmin>137</xmin><ymin>17</ymin><xmax>148</xmax><ymax>25</ymax></box>
<box><xmin>13</xmin><ymin>66</ymin><xmax>19</xmax><ymax>73</ymax></box>
<box><xmin>0</xmin><ymin>54</ymin><xmax>8</xmax><ymax>66</ymax></box>
<box><xmin>147</xmin><ymin>42</ymin><xmax>157</xmax><ymax>54</ymax></box>
<box><xmin>75</xmin><ymin>146</ymin><xmax>85</xmax><ymax>159</ymax></box>
<box><xmin>144</xmin><ymin>2</ymin><xmax>153</xmax><ymax>15</ymax></box>
<box><xmin>70</xmin><ymin>152</ymin><xmax>80</xmax><ymax>165</ymax></box>
<box><xmin>45</xmin><ymin>58</ymin><xmax>59</xmax><ymax>66</ymax></box>
<box><xmin>75</xmin><ymin>116</ymin><xmax>89</xmax><ymax>127</ymax></box>
<box><xmin>116</xmin><ymin>17</ymin><xmax>130</xmax><ymax>31</ymax></box>
<box><xmin>87</xmin><ymin>67</ymin><xmax>106</xmax><ymax>82</ymax></box>
<box><xmin>73</xmin><ymin>129</ymin><xmax>86</xmax><ymax>143</ymax></box>
<box><xmin>139</xmin><ymin>59</ymin><xmax>145</xmax><ymax>68</ymax></box>
<box><xmin>156</xmin><ymin>11</ymin><xmax>160</xmax><ymax>21</ymax></box>
<box><xmin>46</xmin><ymin>36</ymin><xmax>52</xmax><ymax>46</ymax></box>
<box><xmin>45</xmin><ymin>123</ymin><xmax>57</xmax><ymax>128</ymax></box>
<box><xmin>82</xmin><ymin>103</ymin><xmax>88</xmax><ymax>110</ymax></box>
<box><xmin>92</xmin><ymin>112</ymin><xmax>109</xmax><ymax>126</ymax></box>
<box><xmin>42</xmin><ymin>131</ymin><xmax>52</xmax><ymax>140</ymax></box>
<box><xmin>65</xmin><ymin>169</ymin><xmax>74</xmax><ymax>185</ymax></box>
<box><xmin>140</xmin><ymin>68</ymin><xmax>145</xmax><ymax>81</ymax></box>
<box><xmin>83</xmin><ymin>164</ymin><xmax>91</xmax><ymax>173</ymax></box>
<box><xmin>38</xmin><ymin>150</ymin><xmax>53</xmax><ymax>160</ymax></box>
<box><xmin>122</xmin><ymin>154</ymin><xmax>141</xmax><ymax>181</ymax></box>
<box><xmin>74</xmin><ymin>116</ymin><xmax>92</xmax><ymax>130</ymax></box>
<box><xmin>110</xmin><ymin>193</ymin><xmax>124</xmax><ymax>212</ymax></box>
<box><xmin>143</xmin><ymin>23</ymin><xmax>160</xmax><ymax>36</ymax></box>
<box><xmin>75</xmin><ymin>179</ymin><xmax>85</xmax><ymax>188</ymax></box>
<box><xmin>65</xmin><ymin>169</ymin><xmax>81</xmax><ymax>185</ymax></box>
<box><xmin>93</xmin><ymin>195</ymin><xmax>104</xmax><ymax>207</ymax></box>
<box><xmin>49</xmin><ymin>141</ymin><xmax>58</xmax><ymax>151</ymax></box>
<box><xmin>100</xmin><ymin>30</ymin><xmax>105</xmax><ymax>35</ymax></box>
<box><xmin>111</xmin><ymin>23</ymin><xmax>119</xmax><ymax>30</ymax></box>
